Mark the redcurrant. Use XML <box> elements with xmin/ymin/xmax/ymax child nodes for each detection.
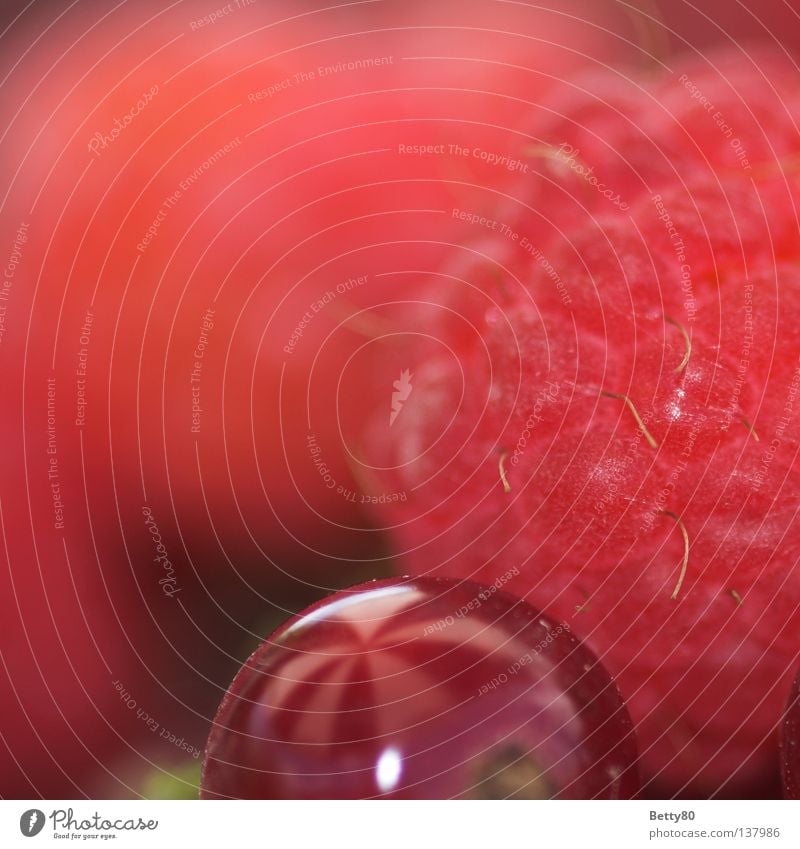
<box><xmin>201</xmin><ymin>577</ymin><xmax>638</xmax><ymax>799</ymax></box>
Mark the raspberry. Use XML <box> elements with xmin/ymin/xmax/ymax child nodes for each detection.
<box><xmin>360</xmin><ymin>51</ymin><xmax>800</xmax><ymax>795</ymax></box>
<box><xmin>491</xmin><ymin>49</ymin><xmax>800</xmax><ymax>261</ymax></box>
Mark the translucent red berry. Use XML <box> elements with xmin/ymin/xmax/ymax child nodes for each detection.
<box><xmin>201</xmin><ymin>577</ymin><xmax>638</xmax><ymax>799</ymax></box>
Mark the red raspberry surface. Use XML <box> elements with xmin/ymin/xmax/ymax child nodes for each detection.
<box><xmin>360</xmin><ymin>50</ymin><xmax>800</xmax><ymax>796</ymax></box>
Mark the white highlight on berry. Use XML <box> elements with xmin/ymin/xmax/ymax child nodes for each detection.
<box><xmin>375</xmin><ymin>747</ymin><xmax>403</xmax><ymax>793</ymax></box>
<box><xmin>282</xmin><ymin>584</ymin><xmax>410</xmax><ymax>640</ymax></box>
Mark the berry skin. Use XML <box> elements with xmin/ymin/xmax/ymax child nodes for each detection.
<box><xmin>781</xmin><ymin>670</ymin><xmax>800</xmax><ymax>799</ymax></box>
<box><xmin>201</xmin><ymin>577</ymin><xmax>639</xmax><ymax>799</ymax></box>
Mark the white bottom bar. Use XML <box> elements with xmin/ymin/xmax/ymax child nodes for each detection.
<box><xmin>2</xmin><ymin>800</ymin><xmax>798</xmax><ymax>848</ymax></box>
